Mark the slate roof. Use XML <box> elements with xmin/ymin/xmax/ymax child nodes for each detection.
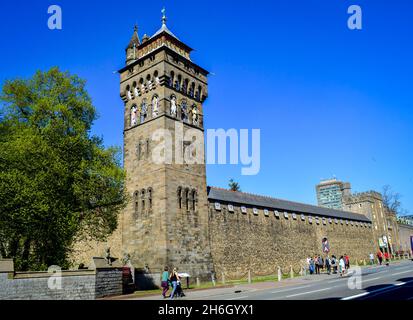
<box><xmin>207</xmin><ymin>187</ymin><xmax>371</xmax><ymax>223</ymax></box>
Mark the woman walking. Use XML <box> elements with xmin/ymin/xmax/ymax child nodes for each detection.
<box><xmin>161</xmin><ymin>266</ymin><xmax>170</xmax><ymax>298</ymax></box>
<box><xmin>339</xmin><ymin>256</ymin><xmax>346</xmax><ymax>277</ymax></box>
<box><xmin>169</xmin><ymin>268</ymin><xmax>180</xmax><ymax>299</ymax></box>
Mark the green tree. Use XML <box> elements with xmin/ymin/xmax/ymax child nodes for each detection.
<box><xmin>228</xmin><ymin>178</ymin><xmax>241</xmax><ymax>192</ymax></box>
<box><xmin>0</xmin><ymin>68</ymin><xmax>127</xmax><ymax>270</ymax></box>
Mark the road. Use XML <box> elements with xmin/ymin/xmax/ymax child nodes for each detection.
<box><xmin>128</xmin><ymin>260</ymin><xmax>413</xmax><ymax>301</ymax></box>
<box><xmin>197</xmin><ymin>260</ymin><xmax>413</xmax><ymax>300</ymax></box>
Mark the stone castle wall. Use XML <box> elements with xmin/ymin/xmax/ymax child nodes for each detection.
<box><xmin>398</xmin><ymin>224</ymin><xmax>413</xmax><ymax>253</ymax></box>
<box><xmin>0</xmin><ymin>259</ymin><xmax>123</xmax><ymax>300</ymax></box>
<box><xmin>208</xmin><ymin>203</ymin><xmax>376</xmax><ymax>279</ymax></box>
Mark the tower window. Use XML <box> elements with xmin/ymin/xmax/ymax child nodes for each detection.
<box><xmin>133</xmin><ymin>191</ymin><xmax>139</xmax><ymax>216</ymax></box>
<box><xmin>185</xmin><ymin>188</ymin><xmax>189</xmax><ymax>211</ymax></box>
<box><xmin>141</xmin><ymin>189</ymin><xmax>146</xmax><ymax>212</ymax></box>
<box><xmin>189</xmin><ymin>83</ymin><xmax>195</xmax><ymax>97</ymax></box>
<box><xmin>169</xmin><ymin>71</ymin><xmax>175</xmax><ymax>87</ymax></box>
<box><xmin>192</xmin><ymin>190</ymin><xmax>197</xmax><ymax>211</ymax></box>
<box><xmin>148</xmin><ymin>188</ymin><xmax>153</xmax><ymax>209</ymax></box>
<box><xmin>177</xmin><ymin>187</ymin><xmax>182</xmax><ymax>209</ymax></box>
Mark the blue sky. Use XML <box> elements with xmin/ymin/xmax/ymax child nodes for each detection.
<box><xmin>0</xmin><ymin>0</ymin><xmax>412</xmax><ymax>213</ymax></box>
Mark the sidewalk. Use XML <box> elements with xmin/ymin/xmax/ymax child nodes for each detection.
<box><xmin>103</xmin><ymin>259</ymin><xmax>409</xmax><ymax>300</ymax></box>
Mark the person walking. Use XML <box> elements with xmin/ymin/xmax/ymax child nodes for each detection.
<box><xmin>369</xmin><ymin>253</ymin><xmax>375</xmax><ymax>265</ymax></box>
<box><xmin>325</xmin><ymin>256</ymin><xmax>331</xmax><ymax>275</ymax></box>
<box><xmin>169</xmin><ymin>268</ymin><xmax>180</xmax><ymax>299</ymax></box>
<box><xmin>344</xmin><ymin>254</ymin><xmax>350</xmax><ymax>269</ymax></box>
<box><xmin>331</xmin><ymin>255</ymin><xmax>337</xmax><ymax>274</ymax></box>
<box><xmin>377</xmin><ymin>251</ymin><xmax>383</xmax><ymax>265</ymax></box>
<box><xmin>161</xmin><ymin>266</ymin><xmax>170</xmax><ymax>298</ymax></box>
<box><xmin>384</xmin><ymin>251</ymin><xmax>390</xmax><ymax>266</ymax></box>
<box><xmin>339</xmin><ymin>256</ymin><xmax>346</xmax><ymax>277</ymax></box>
<box><xmin>315</xmin><ymin>256</ymin><xmax>321</xmax><ymax>275</ymax></box>
<box><xmin>309</xmin><ymin>258</ymin><xmax>315</xmax><ymax>275</ymax></box>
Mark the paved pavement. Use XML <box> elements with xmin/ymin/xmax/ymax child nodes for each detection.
<box><xmin>126</xmin><ymin>259</ymin><xmax>413</xmax><ymax>300</ymax></box>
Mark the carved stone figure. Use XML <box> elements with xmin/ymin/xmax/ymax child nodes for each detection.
<box><xmin>134</xmin><ymin>87</ymin><xmax>139</xmax><ymax>97</ymax></box>
<box><xmin>141</xmin><ymin>83</ymin><xmax>145</xmax><ymax>93</ymax></box>
<box><xmin>155</xmin><ymin>77</ymin><xmax>160</xmax><ymax>86</ymax></box>
<box><xmin>181</xmin><ymin>101</ymin><xmax>188</xmax><ymax>122</ymax></box>
<box><xmin>131</xmin><ymin>105</ymin><xmax>138</xmax><ymax>126</ymax></box>
<box><xmin>170</xmin><ymin>96</ymin><xmax>177</xmax><ymax>116</ymax></box>
<box><xmin>127</xmin><ymin>90</ymin><xmax>132</xmax><ymax>100</ymax></box>
<box><xmin>148</xmin><ymin>80</ymin><xmax>153</xmax><ymax>90</ymax></box>
<box><xmin>152</xmin><ymin>96</ymin><xmax>159</xmax><ymax>117</ymax></box>
<box><xmin>192</xmin><ymin>106</ymin><xmax>199</xmax><ymax>125</ymax></box>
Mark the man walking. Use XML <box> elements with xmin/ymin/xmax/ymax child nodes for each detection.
<box><xmin>325</xmin><ymin>256</ymin><xmax>331</xmax><ymax>275</ymax></box>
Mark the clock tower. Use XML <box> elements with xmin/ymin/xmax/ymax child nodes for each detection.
<box><xmin>118</xmin><ymin>10</ymin><xmax>213</xmax><ymax>279</ymax></box>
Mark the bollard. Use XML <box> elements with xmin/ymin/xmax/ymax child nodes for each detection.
<box><xmin>196</xmin><ymin>277</ymin><xmax>200</xmax><ymax>287</ymax></box>
<box><xmin>248</xmin><ymin>270</ymin><xmax>252</xmax><ymax>284</ymax></box>
<box><xmin>290</xmin><ymin>266</ymin><xmax>294</xmax><ymax>279</ymax></box>
<box><xmin>222</xmin><ymin>272</ymin><xmax>226</xmax><ymax>285</ymax></box>
<box><xmin>278</xmin><ymin>267</ymin><xmax>282</xmax><ymax>282</ymax></box>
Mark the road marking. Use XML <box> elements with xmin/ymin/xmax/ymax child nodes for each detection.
<box><xmin>286</xmin><ymin>287</ymin><xmax>331</xmax><ymax>298</ymax></box>
<box><xmin>341</xmin><ymin>292</ymin><xmax>369</xmax><ymax>300</ymax></box>
<box><xmin>327</xmin><ymin>278</ymin><xmax>346</xmax><ymax>283</ymax></box>
<box><xmin>392</xmin><ymin>270</ymin><xmax>412</xmax><ymax>276</ymax></box>
<box><xmin>341</xmin><ymin>280</ymin><xmax>413</xmax><ymax>300</ymax></box>
<box><xmin>362</xmin><ymin>277</ymin><xmax>381</xmax><ymax>283</ymax></box>
<box><xmin>270</xmin><ymin>285</ymin><xmax>311</xmax><ymax>294</ymax></box>
<box><xmin>226</xmin><ymin>295</ymin><xmax>249</xmax><ymax>300</ymax></box>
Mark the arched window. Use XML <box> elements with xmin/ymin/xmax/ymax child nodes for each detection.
<box><xmin>148</xmin><ymin>188</ymin><xmax>153</xmax><ymax>209</ymax></box>
<box><xmin>177</xmin><ymin>187</ymin><xmax>182</xmax><ymax>209</ymax></box>
<box><xmin>126</xmin><ymin>85</ymin><xmax>132</xmax><ymax>100</ymax></box>
<box><xmin>133</xmin><ymin>191</ymin><xmax>139</xmax><ymax>215</ymax></box>
<box><xmin>141</xmin><ymin>189</ymin><xmax>146</xmax><ymax>212</ymax></box>
<box><xmin>185</xmin><ymin>188</ymin><xmax>190</xmax><ymax>211</ymax></box>
<box><xmin>146</xmin><ymin>139</ymin><xmax>150</xmax><ymax>159</ymax></box>
<box><xmin>175</xmin><ymin>75</ymin><xmax>182</xmax><ymax>91</ymax></box>
<box><xmin>169</xmin><ymin>71</ymin><xmax>175</xmax><ymax>87</ymax></box>
<box><xmin>183</xmin><ymin>79</ymin><xmax>189</xmax><ymax>94</ymax></box>
<box><xmin>189</xmin><ymin>82</ymin><xmax>195</xmax><ymax>97</ymax></box>
<box><xmin>154</xmin><ymin>70</ymin><xmax>160</xmax><ymax>86</ymax></box>
<box><xmin>192</xmin><ymin>190</ymin><xmax>197</xmax><ymax>211</ymax></box>
<box><xmin>140</xmin><ymin>99</ymin><xmax>147</xmax><ymax>123</ymax></box>
<box><xmin>196</xmin><ymin>85</ymin><xmax>202</xmax><ymax>100</ymax></box>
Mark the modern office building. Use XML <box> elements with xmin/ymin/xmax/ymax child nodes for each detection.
<box><xmin>316</xmin><ymin>178</ymin><xmax>351</xmax><ymax>210</ymax></box>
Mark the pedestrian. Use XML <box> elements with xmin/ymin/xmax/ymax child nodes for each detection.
<box><xmin>169</xmin><ymin>268</ymin><xmax>180</xmax><ymax>299</ymax></box>
<box><xmin>161</xmin><ymin>266</ymin><xmax>170</xmax><ymax>298</ymax></box>
<box><xmin>319</xmin><ymin>256</ymin><xmax>324</xmax><ymax>273</ymax></box>
<box><xmin>369</xmin><ymin>253</ymin><xmax>375</xmax><ymax>265</ymax></box>
<box><xmin>384</xmin><ymin>251</ymin><xmax>390</xmax><ymax>266</ymax></box>
<box><xmin>344</xmin><ymin>254</ymin><xmax>350</xmax><ymax>269</ymax></box>
<box><xmin>315</xmin><ymin>256</ymin><xmax>321</xmax><ymax>275</ymax></box>
<box><xmin>377</xmin><ymin>251</ymin><xmax>383</xmax><ymax>265</ymax></box>
<box><xmin>309</xmin><ymin>258</ymin><xmax>315</xmax><ymax>275</ymax></box>
<box><xmin>339</xmin><ymin>256</ymin><xmax>346</xmax><ymax>277</ymax></box>
<box><xmin>325</xmin><ymin>256</ymin><xmax>331</xmax><ymax>275</ymax></box>
<box><xmin>331</xmin><ymin>255</ymin><xmax>337</xmax><ymax>274</ymax></box>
